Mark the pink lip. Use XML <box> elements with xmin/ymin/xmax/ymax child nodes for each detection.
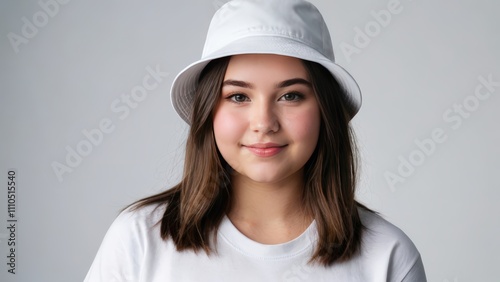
<box><xmin>243</xmin><ymin>143</ymin><xmax>287</xmax><ymax>157</ymax></box>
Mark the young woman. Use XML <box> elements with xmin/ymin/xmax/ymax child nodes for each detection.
<box><xmin>85</xmin><ymin>0</ymin><xmax>426</xmax><ymax>281</ymax></box>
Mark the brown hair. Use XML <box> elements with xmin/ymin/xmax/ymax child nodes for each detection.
<box><xmin>129</xmin><ymin>56</ymin><xmax>372</xmax><ymax>265</ymax></box>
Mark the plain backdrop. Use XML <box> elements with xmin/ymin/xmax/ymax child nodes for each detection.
<box><xmin>1</xmin><ymin>0</ymin><xmax>499</xmax><ymax>281</ymax></box>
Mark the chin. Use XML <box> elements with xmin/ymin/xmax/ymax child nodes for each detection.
<box><xmin>240</xmin><ymin>168</ymin><xmax>299</xmax><ymax>185</ymax></box>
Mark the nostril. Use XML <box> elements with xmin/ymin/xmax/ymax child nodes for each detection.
<box><xmin>250</xmin><ymin>117</ymin><xmax>280</xmax><ymax>133</ymax></box>
<box><xmin>249</xmin><ymin>103</ymin><xmax>280</xmax><ymax>133</ymax></box>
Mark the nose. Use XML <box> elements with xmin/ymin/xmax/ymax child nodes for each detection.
<box><xmin>249</xmin><ymin>100</ymin><xmax>280</xmax><ymax>134</ymax></box>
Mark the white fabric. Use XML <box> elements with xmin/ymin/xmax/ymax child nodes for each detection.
<box><xmin>170</xmin><ymin>0</ymin><xmax>362</xmax><ymax>124</ymax></box>
<box><xmin>84</xmin><ymin>204</ymin><xmax>426</xmax><ymax>281</ymax></box>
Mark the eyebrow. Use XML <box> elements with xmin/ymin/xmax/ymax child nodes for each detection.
<box><xmin>222</xmin><ymin>78</ymin><xmax>312</xmax><ymax>89</ymax></box>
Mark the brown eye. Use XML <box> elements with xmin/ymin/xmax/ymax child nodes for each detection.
<box><xmin>280</xmin><ymin>92</ymin><xmax>304</xmax><ymax>101</ymax></box>
<box><xmin>227</xmin><ymin>93</ymin><xmax>249</xmax><ymax>103</ymax></box>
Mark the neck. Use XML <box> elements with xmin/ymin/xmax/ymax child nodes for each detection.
<box><xmin>227</xmin><ymin>170</ymin><xmax>312</xmax><ymax>243</ymax></box>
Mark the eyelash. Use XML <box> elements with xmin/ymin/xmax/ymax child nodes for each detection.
<box><xmin>226</xmin><ymin>93</ymin><xmax>249</xmax><ymax>103</ymax></box>
<box><xmin>225</xmin><ymin>92</ymin><xmax>305</xmax><ymax>103</ymax></box>
<box><xmin>280</xmin><ymin>92</ymin><xmax>304</xmax><ymax>102</ymax></box>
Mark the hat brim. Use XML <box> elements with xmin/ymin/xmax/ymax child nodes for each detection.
<box><xmin>171</xmin><ymin>35</ymin><xmax>361</xmax><ymax>124</ymax></box>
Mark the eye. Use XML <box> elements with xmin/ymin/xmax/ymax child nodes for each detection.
<box><xmin>226</xmin><ymin>93</ymin><xmax>249</xmax><ymax>103</ymax></box>
<box><xmin>279</xmin><ymin>92</ymin><xmax>304</xmax><ymax>102</ymax></box>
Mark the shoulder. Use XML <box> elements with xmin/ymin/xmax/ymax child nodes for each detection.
<box><xmin>114</xmin><ymin>203</ymin><xmax>166</xmax><ymax>232</ymax></box>
<box><xmin>100</xmin><ymin>204</ymin><xmax>166</xmax><ymax>244</ymax></box>
<box><xmin>84</xmin><ymin>203</ymin><xmax>166</xmax><ymax>282</ymax></box>
<box><xmin>358</xmin><ymin>207</ymin><xmax>416</xmax><ymax>248</ymax></box>
<box><xmin>357</xmin><ymin>207</ymin><xmax>427</xmax><ymax>282</ymax></box>
<box><xmin>102</xmin><ymin>203</ymin><xmax>167</xmax><ymax>254</ymax></box>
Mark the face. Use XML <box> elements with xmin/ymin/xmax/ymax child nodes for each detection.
<box><xmin>213</xmin><ymin>54</ymin><xmax>321</xmax><ymax>185</ymax></box>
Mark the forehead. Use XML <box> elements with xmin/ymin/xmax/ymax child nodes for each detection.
<box><xmin>224</xmin><ymin>54</ymin><xmax>309</xmax><ymax>81</ymax></box>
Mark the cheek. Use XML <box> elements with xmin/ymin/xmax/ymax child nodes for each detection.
<box><xmin>284</xmin><ymin>107</ymin><xmax>321</xmax><ymax>144</ymax></box>
<box><xmin>213</xmin><ymin>107</ymin><xmax>245</xmax><ymax>146</ymax></box>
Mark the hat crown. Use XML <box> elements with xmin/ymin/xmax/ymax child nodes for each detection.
<box><xmin>203</xmin><ymin>0</ymin><xmax>334</xmax><ymax>61</ymax></box>
<box><xmin>170</xmin><ymin>0</ymin><xmax>362</xmax><ymax>124</ymax></box>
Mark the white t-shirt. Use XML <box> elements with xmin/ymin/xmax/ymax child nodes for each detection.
<box><xmin>84</xmin><ymin>204</ymin><xmax>426</xmax><ymax>281</ymax></box>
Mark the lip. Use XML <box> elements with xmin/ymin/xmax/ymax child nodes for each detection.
<box><xmin>243</xmin><ymin>142</ymin><xmax>287</xmax><ymax>157</ymax></box>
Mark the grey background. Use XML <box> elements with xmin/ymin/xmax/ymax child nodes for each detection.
<box><xmin>1</xmin><ymin>0</ymin><xmax>498</xmax><ymax>281</ymax></box>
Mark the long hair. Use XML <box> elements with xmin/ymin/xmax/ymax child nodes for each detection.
<box><xmin>129</xmin><ymin>56</ymin><xmax>372</xmax><ymax>265</ymax></box>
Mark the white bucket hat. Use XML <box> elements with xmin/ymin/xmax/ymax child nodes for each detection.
<box><xmin>170</xmin><ymin>0</ymin><xmax>362</xmax><ymax>124</ymax></box>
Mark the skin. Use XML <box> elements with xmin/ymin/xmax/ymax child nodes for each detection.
<box><xmin>213</xmin><ymin>54</ymin><xmax>321</xmax><ymax>244</ymax></box>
